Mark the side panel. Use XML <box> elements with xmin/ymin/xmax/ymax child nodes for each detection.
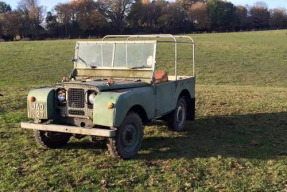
<box><xmin>114</xmin><ymin>87</ymin><xmax>155</xmax><ymax>127</ymax></box>
<box><xmin>93</xmin><ymin>87</ymin><xmax>156</xmax><ymax>127</ymax></box>
<box><xmin>155</xmin><ymin>77</ymin><xmax>196</xmax><ymax>118</ymax></box>
<box><xmin>155</xmin><ymin>82</ymin><xmax>177</xmax><ymax>116</ymax></box>
<box><xmin>27</xmin><ymin>87</ymin><xmax>55</xmax><ymax>120</ymax></box>
<box><xmin>92</xmin><ymin>77</ymin><xmax>195</xmax><ymax>127</ymax></box>
<box><xmin>175</xmin><ymin>77</ymin><xmax>196</xmax><ymax>99</ymax></box>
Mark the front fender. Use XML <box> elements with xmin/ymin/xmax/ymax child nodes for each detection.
<box><xmin>93</xmin><ymin>92</ymin><xmax>120</xmax><ymax>127</ymax></box>
<box><xmin>93</xmin><ymin>87</ymin><xmax>155</xmax><ymax>127</ymax></box>
<box><xmin>27</xmin><ymin>87</ymin><xmax>55</xmax><ymax>120</ymax></box>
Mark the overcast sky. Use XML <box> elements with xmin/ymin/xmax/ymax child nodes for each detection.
<box><xmin>3</xmin><ymin>0</ymin><xmax>287</xmax><ymax>12</ymax></box>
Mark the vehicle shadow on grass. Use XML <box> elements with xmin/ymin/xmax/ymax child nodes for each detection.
<box><xmin>64</xmin><ymin>139</ymin><xmax>106</xmax><ymax>150</ymax></box>
<box><xmin>138</xmin><ymin>112</ymin><xmax>287</xmax><ymax>160</ymax></box>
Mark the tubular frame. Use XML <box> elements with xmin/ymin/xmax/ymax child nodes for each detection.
<box><xmin>103</xmin><ymin>34</ymin><xmax>195</xmax><ymax>80</ymax></box>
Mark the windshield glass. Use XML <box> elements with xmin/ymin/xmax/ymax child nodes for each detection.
<box><xmin>75</xmin><ymin>41</ymin><xmax>156</xmax><ymax>69</ymax></box>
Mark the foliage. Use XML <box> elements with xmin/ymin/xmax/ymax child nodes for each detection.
<box><xmin>53</xmin><ymin>0</ymin><xmax>107</xmax><ymax>38</ymax></box>
<box><xmin>235</xmin><ymin>5</ymin><xmax>249</xmax><ymax>30</ymax></box>
<box><xmin>190</xmin><ymin>2</ymin><xmax>211</xmax><ymax>31</ymax></box>
<box><xmin>249</xmin><ymin>2</ymin><xmax>270</xmax><ymax>29</ymax></box>
<box><xmin>207</xmin><ymin>0</ymin><xmax>237</xmax><ymax>31</ymax></box>
<box><xmin>17</xmin><ymin>0</ymin><xmax>45</xmax><ymax>39</ymax></box>
<box><xmin>0</xmin><ymin>0</ymin><xmax>287</xmax><ymax>39</ymax></box>
<box><xmin>270</xmin><ymin>8</ymin><xmax>287</xmax><ymax>29</ymax></box>
<box><xmin>0</xmin><ymin>1</ymin><xmax>11</xmax><ymax>13</ymax></box>
<box><xmin>98</xmin><ymin>0</ymin><xmax>133</xmax><ymax>31</ymax></box>
<box><xmin>157</xmin><ymin>2</ymin><xmax>186</xmax><ymax>33</ymax></box>
<box><xmin>0</xmin><ymin>11</ymin><xmax>23</xmax><ymax>40</ymax></box>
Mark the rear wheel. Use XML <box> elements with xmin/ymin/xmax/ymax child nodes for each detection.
<box><xmin>34</xmin><ymin>130</ymin><xmax>71</xmax><ymax>149</ymax></box>
<box><xmin>107</xmin><ymin>112</ymin><xmax>143</xmax><ymax>159</ymax></box>
<box><xmin>168</xmin><ymin>97</ymin><xmax>187</xmax><ymax>131</ymax></box>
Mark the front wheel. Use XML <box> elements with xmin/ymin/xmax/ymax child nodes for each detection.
<box><xmin>168</xmin><ymin>97</ymin><xmax>187</xmax><ymax>131</ymax></box>
<box><xmin>34</xmin><ymin>130</ymin><xmax>71</xmax><ymax>149</ymax></box>
<box><xmin>107</xmin><ymin>112</ymin><xmax>144</xmax><ymax>159</ymax></box>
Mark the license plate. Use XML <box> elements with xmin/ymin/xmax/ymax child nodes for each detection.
<box><xmin>29</xmin><ymin>102</ymin><xmax>46</xmax><ymax>119</ymax></box>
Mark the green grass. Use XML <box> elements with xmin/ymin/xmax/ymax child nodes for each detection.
<box><xmin>1</xmin><ymin>30</ymin><xmax>287</xmax><ymax>191</ymax></box>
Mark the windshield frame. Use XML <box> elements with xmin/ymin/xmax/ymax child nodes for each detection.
<box><xmin>74</xmin><ymin>40</ymin><xmax>157</xmax><ymax>71</ymax></box>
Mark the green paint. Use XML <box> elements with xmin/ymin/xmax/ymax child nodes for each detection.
<box><xmin>23</xmin><ymin>39</ymin><xmax>196</xmax><ymax>128</ymax></box>
<box><xmin>93</xmin><ymin>92</ymin><xmax>120</xmax><ymax>127</ymax></box>
<box><xmin>113</xmin><ymin>86</ymin><xmax>156</xmax><ymax>127</ymax></box>
<box><xmin>92</xmin><ymin>78</ymin><xmax>195</xmax><ymax>127</ymax></box>
<box><xmin>27</xmin><ymin>87</ymin><xmax>55</xmax><ymax>119</ymax></box>
<box><xmin>96</xmin><ymin>82</ymin><xmax>150</xmax><ymax>91</ymax></box>
<box><xmin>93</xmin><ymin>86</ymin><xmax>156</xmax><ymax>127</ymax></box>
<box><xmin>25</xmin><ymin>77</ymin><xmax>195</xmax><ymax>127</ymax></box>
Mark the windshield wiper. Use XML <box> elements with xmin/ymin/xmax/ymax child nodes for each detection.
<box><xmin>73</xmin><ymin>57</ymin><xmax>97</xmax><ymax>68</ymax></box>
<box><xmin>129</xmin><ymin>65</ymin><xmax>151</xmax><ymax>69</ymax></box>
<box><xmin>78</xmin><ymin>56</ymin><xmax>88</xmax><ymax>66</ymax></box>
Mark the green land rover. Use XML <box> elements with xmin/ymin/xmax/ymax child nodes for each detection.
<box><xmin>21</xmin><ymin>34</ymin><xmax>196</xmax><ymax>159</ymax></box>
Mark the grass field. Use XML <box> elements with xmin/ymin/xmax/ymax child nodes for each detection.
<box><xmin>0</xmin><ymin>30</ymin><xmax>287</xmax><ymax>191</ymax></box>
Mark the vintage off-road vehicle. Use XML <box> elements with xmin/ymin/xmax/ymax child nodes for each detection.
<box><xmin>21</xmin><ymin>34</ymin><xmax>196</xmax><ymax>159</ymax></box>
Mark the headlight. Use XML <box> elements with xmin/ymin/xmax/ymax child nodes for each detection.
<box><xmin>88</xmin><ymin>92</ymin><xmax>97</xmax><ymax>105</ymax></box>
<box><xmin>57</xmin><ymin>88</ymin><xmax>66</xmax><ymax>103</ymax></box>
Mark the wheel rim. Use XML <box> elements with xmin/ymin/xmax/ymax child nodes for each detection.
<box><xmin>176</xmin><ymin>102</ymin><xmax>186</xmax><ymax>127</ymax></box>
<box><xmin>121</xmin><ymin>123</ymin><xmax>139</xmax><ymax>152</ymax></box>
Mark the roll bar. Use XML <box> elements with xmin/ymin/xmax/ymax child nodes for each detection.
<box><xmin>102</xmin><ymin>34</ymin><xmax>195</xmax><ymax>79</ymax></box>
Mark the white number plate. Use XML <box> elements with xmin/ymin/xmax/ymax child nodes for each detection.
<box><xmin>29</xmin><ymin>102</ymin><xmax>46</xmax><ymax>119</ymax></box>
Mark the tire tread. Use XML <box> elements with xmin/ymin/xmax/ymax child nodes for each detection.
<box><xmin>107</xmin><ymin>112</ymin><xmax>143</xmax><ymax>159</ymax></box>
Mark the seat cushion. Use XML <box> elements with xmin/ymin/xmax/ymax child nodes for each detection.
<box><xmin>155</xmin><ymin>70</ymin><xmax>168</xmax><ymax>83</ymax></box>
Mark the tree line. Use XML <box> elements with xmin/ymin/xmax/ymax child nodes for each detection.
<box><xmin>0</xmin><ymin>0</ymin><xmax>287</xmax><ymax>41</ymax></box>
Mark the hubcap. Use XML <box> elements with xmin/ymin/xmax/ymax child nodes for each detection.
<box><xmin>121</xmin><ymin>123</ymin><xmax>139</xmax><ymax>152</ymax></box>
<box><xmin>176</xmin><ymin>102</ymin><xmax>185</xmax><ymax>127</ymax></box>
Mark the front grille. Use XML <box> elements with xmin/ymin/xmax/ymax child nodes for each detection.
<box><xmin>69</xmin><ymin>110</ymin><xmax>85</xmax><ymax>116</ymax></box>
<box><xmin>68</xmin><ymin>88</ymin><xmax>85</xmax><ymax>108</ymax></box>
<box><xmin>56</xmin><ymin>84</ymin><xmax>96</xmax><ymax>118</ymax></box>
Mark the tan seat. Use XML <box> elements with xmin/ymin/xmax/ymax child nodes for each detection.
<box><xmin>155</xmin><ymin>70</ymin><xmax>168</xmax><ymax>84</ymax></box>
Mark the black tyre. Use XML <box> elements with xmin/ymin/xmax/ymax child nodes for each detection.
<box><xmin>107</xmin><ymin>112</ymin><xmax>144</xmax><ymax>159</ymax></box>
<box><xmin>34</xmin><ymin>130</ymin><xmax>71</xmax><ymax>149</ymax></box>
<box><xmin>168</xmin><ymin>97</ymin><xmax>187</xmax><ymax>131</ymax></box>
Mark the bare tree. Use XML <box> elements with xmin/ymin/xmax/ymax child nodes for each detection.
<box><xmin>0</xmin><ymin>1</ymin><xmax>12</xmax><ymax>38</ymax></box>
<box><xmin>127</xmin><ymin>0</ymin><xmax>143</xmax><ymax>31</ymax></box>
<box><xmin>73</xmin><ymin>0</ymin><xmax>107</xmax><ymax>36</ymax></box>
<box><xmin>235</xmin><ymin>5</ymin><xmax>249</xmax><ymax>30</ymax></box>
<box><xmin>55</xmin><ymin>3</ymin><xmax>73</xmax><ymax>37</ymax></box>
<box><xmin>98</xmin><ymin>0</ymin><xmax>133</xmax><ymax>31</ymax></box>
<box><xmin>249</xmin><ymin>2</ymin><xmax>270</xmax><ymax>29</ymax></box>
<box><xmin>190</xmin><ymin>2</ymin><xmax>211</xmax><ymax>31</ymax></box>
<box><xmin>157</xmin><ymin>2</ymin><xmax>186</xmax><ymax>33</ymax></box>
<box><xmin>0</xmin><ymin>11</ymin><xmax>22</xmax><ymax>40</ymax></box>
<box><xmin>270</xmin><ymin>8</ymin><xmax>287</xmax><ymax>29</ymax></box>
<box><xmin>17</xmin><ymin>0</ymin><xmax>45</xmax><ymax>39</ymax></box>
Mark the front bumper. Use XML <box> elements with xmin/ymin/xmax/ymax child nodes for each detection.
<box><xmin>21</xmin><ymin>122</ymin><xmax>116</xmax><ymax>137</ymax></box>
